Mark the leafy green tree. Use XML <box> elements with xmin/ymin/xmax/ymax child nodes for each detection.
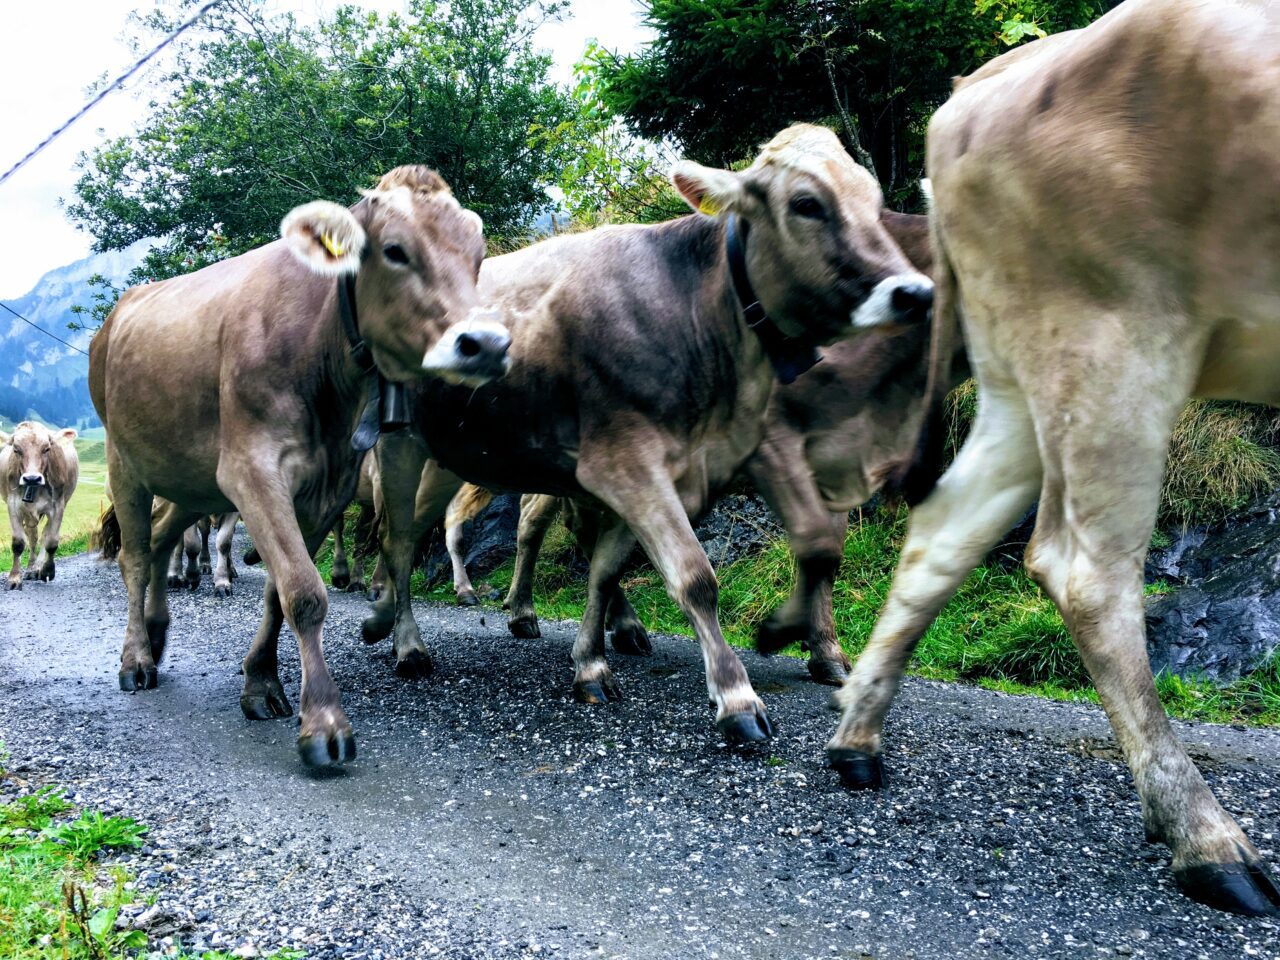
<box><xmin>596</xmin><ymin>0</ymin><xmax>1117</xmax><ymax>205</ymax></box>
<box><xmin>68</xmin><ymin>0</ymin><xmax>573</xmax><ymax>300</ymax></box>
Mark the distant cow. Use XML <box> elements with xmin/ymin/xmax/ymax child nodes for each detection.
<box><xmin>1</xmin><ymin>421</ymin><xmax>79</xmax><ymax>589</ymax></box>
<box><xmin>494</xmin><ymin>211</ymin><xmax>951</xmax><ymax>685</ymax></box>
<box><xmin>92</xmin><ymin>165</ymin><xmax>508</xmax><ymax>767</ymax></box>
<box><xmin>828</xmin><ymin>0</ymin><xmax>1280</xmax><ymax>916</ymax></box>
<box><xmin>367</xmin><ymin>124</ymin><xmax>933</xmax><ymax>744</ymax></box>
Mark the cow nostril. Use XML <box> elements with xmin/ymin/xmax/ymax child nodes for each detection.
<box><xmin>455</xmin><ymin>333</ymin><xmax>482</xmax><ymax>358</ymax></box>
<box><xmin>891</xmin><ymin>282</ymin><xmax>934</xmax><ymax>316</ymax></box>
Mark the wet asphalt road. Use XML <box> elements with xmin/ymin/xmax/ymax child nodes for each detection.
<box><xmin>1</xmin><ymin>540</ymin><xmax>1279</xmax><ymax>960</ymax></box>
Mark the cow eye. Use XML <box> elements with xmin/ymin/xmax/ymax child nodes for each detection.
<box><xmin>382</xmin><ymin>243</ymin><xmax>410</xmax><ymax>266</ymax></box>
<box><xmin>789</xmin><ymin>196</ymin><xmax>826</xmax><ymax>220</ymax></box>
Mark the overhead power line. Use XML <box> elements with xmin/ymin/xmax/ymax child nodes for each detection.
<box><xmin>0</xmin><ymin>0</ymin><xmax>227</xmax><ymax>188</ymax></box>
<box><xmin>0</xmin><ymin>301</ymin><xmax>90</xmax><ymax>357</ymax></box>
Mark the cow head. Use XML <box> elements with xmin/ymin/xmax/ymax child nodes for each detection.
<box><xmin>671</xmin><ymin>124</ymin><xmax>933</xmax><ymax>345</ymax></box>
<box><xmin>281</xmin><ymin>166</ymin><xmax>510</xmax><ymax>386</ymax></box>
<box><xmin>3</xmin><ymin>421</ymin><xmax>75</xmax><ymax>502</ymax></box>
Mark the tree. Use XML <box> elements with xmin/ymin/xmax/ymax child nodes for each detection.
<box><xmin>67</xmin><ymin>0</ymin><xmax>574</xmax><ymax>299</ymax></box>
<box><xmin>595</xmin><ymin>0</ymin><xmax>1118</xmax><ymax>206</ymax></box>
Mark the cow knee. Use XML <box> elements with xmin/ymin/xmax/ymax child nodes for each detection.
<box><xmin>673</xmin><ymin>564</ymin><xmax>719</xmax><ymax>613</ymax></box>
<box><xmin>11</xmin><ymin>537</ymin><xmax>23</xmax><ymax>558</ymax></box>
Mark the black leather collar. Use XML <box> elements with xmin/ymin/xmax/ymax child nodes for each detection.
<box><xmin>725</xmin><ymin>214</ymin><xmax>820</xmax><ymax>385</ymax></box>
<box><xmin>337</xmin><ymin>273</ymin><xmax>410</xmax><ymax>452</ymax></box>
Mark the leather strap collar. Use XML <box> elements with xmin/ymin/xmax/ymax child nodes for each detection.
<box><xmin>336</xmin><ymin>273</ymin><xmax>410</xmax><ymax>451</ymax></box>
<box><xmin>725</xmin><ymin>214</ymin><xmax>820</xmax><ymax>385</ymax></box>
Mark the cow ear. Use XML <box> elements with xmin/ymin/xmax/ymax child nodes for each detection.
<box><xmin>280</xmin><ymin>201</ymin><xmax>366</xmax><ymax>276</ymax></box>
<box><xmin>670</xmin><ymin>161</ymin><xmax>744</xmax><ymax>217</ymax></box>
<box><xmin>59</xmin><ymin>428</ymin><xmax>77</xmax><ymax>442</ymax></box>
<box><xmin>0</xmin><ymin>431</ymin><xmax>9</xmax><ymax>447</ymax></box>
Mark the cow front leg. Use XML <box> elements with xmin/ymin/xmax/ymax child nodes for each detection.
<box><xmin>213</xmin><ymin>512</ymin><xmax>237</xmax><ymax>597</ymax></box>
<box><xmin>329</xmin><ymin>513</ymin><xmax>351</xmax><ymax>590</ymax></box>
<box><xmin>570</xmin><ymin>514</ymin><xmax>636</xmax><ymax>703</ymax></box>
<box><xmin>19</xmin><ymin>513</ymin><xmax>40</xmax><ymax>581</ymax></box>
<box><xmin>505</xmin><ymin>493</ymin><xmax>560</xmax><ymax>639</ymax></box>
<box><xmin>222</xmin><ymin>472</ymin><xmax>353</xmax><ymax>768</ymax></box>
<box><xmin>7</xmin><ymin>508</ymin><xmax>26</xmax><ymax>589</ymax></box>
<box><xmin>578</xmin><ymin>444</ymin><xmax>772</xmax><ymax>744</ymax></box>
<box><xmin>828</xmin><ymin>384</ymin><xmax>1041</xmax><ymax>787</ymax></box>
<box><xmin>745</xmin><ymin>434</ymin><xmax>847</xmax><ymax>683</ymax></box>
<box><xmin>32</xmin><ymin>506</ymin><xmax>66</xmax><ymax>582</ymax></box>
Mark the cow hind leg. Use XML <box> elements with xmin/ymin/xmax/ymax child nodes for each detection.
<box><xmin>330</xmin><ymin>513</ymin><xmax>350</xmax><ymax>590</ymax></box>
<box><xmin>166</xmin><ymin>535</ymin><xmax>186</xmax><ymax>589</ymax></box>
<box><xmin>606</xmin><ymin>584</ymin><xmax>652</xmax><ymax>657</ymax></box>
<box><xmin>213</xmin><ymin>512</ymin><xmax>237</xmax><ymax>597</ymax></box>
<box><xmin>145</xmin><ymin>503</ymin><xmax>199</xmax><ymax>665</ymax></box>
<box><xmin>445</xmin><ymin>520</ymin><xmax>477</xmax><ymax>606</ymax></box>
<box><xmin>239</xmin><ymin>573</ymin><xmax>293</xmax><ymax>720</ymax></box>
<box><xmin>1025</xmin><ymin>364</ymin><xmax>1279</xmax><ymax>917</ymax></box>
<box><xmin>505</xmin><ymin>493</ymin><xmax>560</xmax><ymax>639</ymax></box>
<box><xmin>182</xmin><ymin>522</ymin><xmax>202</xmax><ymax>589</ymax></box>
<box><xmin>570</xmin><ymin>515</ymin><xmax>637</xmax><ymax>703</ymax></box>
<box><xmin>197</xmin><ymin>515</ymin><xmax>212</xmax><ymax>575</ymax></box>
<box><xmin>828</xmin><ymin>384</ymin><xmax>1042</xmax><ymax>786</ymax></box>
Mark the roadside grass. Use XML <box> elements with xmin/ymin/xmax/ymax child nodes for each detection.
<box><xmin>420</xmin><ymin>506</ymin><xmax>1280</xmax><ymax>729</ymax></box>
<box><xmin>0</xmin><ymin>440</ymin><xmax>109</xmax><ymax>574</ymax></box>
<box><xmin>0</xmin><ymin>743</ymin><xmax>300</xmax><ymax>960</ymax></box>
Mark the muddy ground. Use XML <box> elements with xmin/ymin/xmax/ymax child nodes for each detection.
<box><xmin>1</xmin><ymin>539</ymin><xmax>1277</xmax><ymax>959</ymax></box>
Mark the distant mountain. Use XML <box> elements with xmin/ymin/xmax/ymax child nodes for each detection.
<box><xmin>0</xmin><ymin>240</ymin><xmax>150</xmax><ymax>429</ymax></box>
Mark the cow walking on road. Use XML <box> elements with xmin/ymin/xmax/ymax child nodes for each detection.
<box><xmin>367</xmin><ymin>125</ymin><xmax>933</xmax><ymax>743</ymax></box>
<box><xmin>92</xmin><ymin>165</ymin><xmax>509</xmax><ymax>767</ymax></box>
<box><xmin>1</xmin><ymin>421</ymin><xmax>79</xmax><ymax>589</ymax></box>
<box><xmin>828</xmin><ymin>0</ymin><xmax>1280</xmax><ymax>916</ymax></box>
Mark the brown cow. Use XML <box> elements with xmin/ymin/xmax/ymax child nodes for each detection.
<box><xmin>1</xmin><ymin>421</ymin><xmax>79</xmax><ymax>589</ymax></box>
<box><xmin>367</xmin><ymin>124</ymin><xmax>933</xmax><ymax>743</ymax></box>
<box><xmin>91</xmin><ymin>165</ymin><xmax>508</xmax><ymax>767</ymax></box>
<box><xmin>828</xmin><ymin>0</ymin><xmax>1280</xmax><ymax>915</ymax></box>
<box><xmin>495</xmin><ymin>211</ymin><xmax>951</xmax><ymax>685</ymax></box>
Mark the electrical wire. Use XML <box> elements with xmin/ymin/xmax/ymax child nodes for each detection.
<box><xmin>0</xmin><ymin>301</ymin><xmax>90</xmax><ymax>357</ymax></box>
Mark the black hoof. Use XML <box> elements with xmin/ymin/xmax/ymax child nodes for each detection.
<box><xmin>166</xmin><ymin>575</ymin><xmax>184</xmax><ymax>589</ymax></box>
<box><xmin>330</xmin><ymin>571</ymin><xmax>351</xmax><ymax>590</ymax></box>
<box><xmin>243</xmin><ymin>547</ymin><xmax>260</xmax><ymax>566</ymax></box>
<box><xmin>23</xmin><ymin>568</ymin><xmax>39</xmax><ymax>581</ymax></box>
<box><xmin>360</xmin><ymin>616</ymin><xmax>393</xmax><ymax>645</ymax></box>
<box><xmin>828</xmin><ymin>748</ymin><xmax>884</xmax><ymax>790</ymax></box>
<box><xmin>38</xmin><ymin>562</ymin><xmax>55</xmax><ymax>582</ymax></box>
<box><xmin>1176</xmin><ymin>849</ymin><xmax>1280</xmax><ymax>917</ymax></box>
<box><xmin>574</xmin><ymin>677</ymin><xmax>621</xmax><ymax>705</ymax></box>
<box><xmin>185</xmin><ymin>573</ymin><xmax>200</xmax><ymax>591</ymax></box>
<box><xmin>756</xmin><ymin>617</ymin><xmax>807</xmax><ymax>657</ymax></box>
<box><xmin>213</xmin><ymin>583</ymin><xmax>233</xmax><ymax>598</ymax></box>
<box><xmin>200</xmin><ymin>562</ymin><xmax>213</xmax><ymax>575</ymax></box>
<box><xmin>366</xmin><ymin>587</ymin><xmax>382</xmax><ymax>602</ymax></box>
<box><xmin>456</xmin><ymin>588</ymin><xmax>479</xmax><ymax>607</ymax></box>
<box><xmin>808</xmin><ymin>657</ymin><xmax>849</xmax><ymax>686</ymax></box>
<box><xmin>716</xmin><ymin>708</ymin><xmax>775</xmax><ymax>745</ymax></box>
<box><xmin>7</xmin><ymin>579</ymin><xmax>20</xmax><ymax>591</ymax></box>
<box><xmin>345</xmin><ymin>580</ymin><xmax>367</xmax><ymax>594</ymax></box>
<box><xmin>508</xmin><ymin>615</ymin><xmax>541</xmax><ymax>639</ymax></box>
<box><xmin>240</xmin><ymin>687</ymin><xmax>293</xmax><ymax>720</ymax></box>
<box><xmin>297</xmin><ymin>729</ymin><xmax>356</xmax><ymax>768</ymax></box>
<box><xmin>119</xmin><ymin>665</ymin><xmax>158</xmax><ymax>692</ymax></box>
<box><xmin>394</xmin><ymin>648</ymin><xmax>434</xmax><ymax>680</ymax></box>
<box><xmin>611</xmin><ymin>623</ymin><xmax>653</xmax><ymax>657</ymax></box>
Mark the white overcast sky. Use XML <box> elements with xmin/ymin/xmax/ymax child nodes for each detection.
<box><xmin>0</xmin><ymin>0</ymin><xmax>652</xmax><ymax>299</ymax></box>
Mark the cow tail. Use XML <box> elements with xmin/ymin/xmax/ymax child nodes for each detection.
<box><xmin>445</xmin><ymin>484</ymin><xmax>494</xmax><ymax>532</ymax></box>
<box><xmin>95</xmin><ymin>503</ymin><xmax>122</xmax><ymax>560</ymax></box>
<box><xmin>885</xmin><ymin>192</ymin><xmax>958</xmax><ymax>507</ymax></box>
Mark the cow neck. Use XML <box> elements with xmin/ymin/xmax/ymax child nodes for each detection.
<box><xmin>336</xmin><ymin>273</ymin><xmax>410</xmax><ymax>452</ymax></box>
<box><xmin>724</xmin><ymin>214</ymin><xmax>820</xmax><ymax>386</ymax></box>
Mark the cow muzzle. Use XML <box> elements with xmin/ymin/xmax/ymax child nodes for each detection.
<box><xmin>421</xmin><ymin>312</ymin><xmax>512</xmax><ymax>387</ymax></box>
<box><xmin>20</xmin><ymin>474</ymin><xmax>43</xmax><ymax>502</ymax></box>
<box><xmin>850</xmin><ymin>274</ymin><xmax>934</xmax><ymax>330</ymax></box>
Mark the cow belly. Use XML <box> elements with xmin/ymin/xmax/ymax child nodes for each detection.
<box><xmin>1194</xmin><ymin>318</ymin><xmax>1280</xmax><ymax>406</ymax></box>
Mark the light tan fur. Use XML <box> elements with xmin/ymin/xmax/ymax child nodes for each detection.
<box><xmin>829</xmin><ymin>0</ymin><xmax>1280</xmax><ymax>915</ymax></box>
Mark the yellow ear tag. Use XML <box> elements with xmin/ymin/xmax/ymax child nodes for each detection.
<box><xmin>320</xmin><ymin>231</ymin><xmax>345</xmax><ymax>258</ymax></box>
<box><xmin>698</xmin><ymin>195</ymin><xmax>722</xmax><ymax>216</ymax></box>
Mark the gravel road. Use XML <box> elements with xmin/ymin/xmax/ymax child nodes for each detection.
<box><xmin>1</xmin><ymin>538</ymin><xmax>1278</xmax><ymax>960</ymax></box>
